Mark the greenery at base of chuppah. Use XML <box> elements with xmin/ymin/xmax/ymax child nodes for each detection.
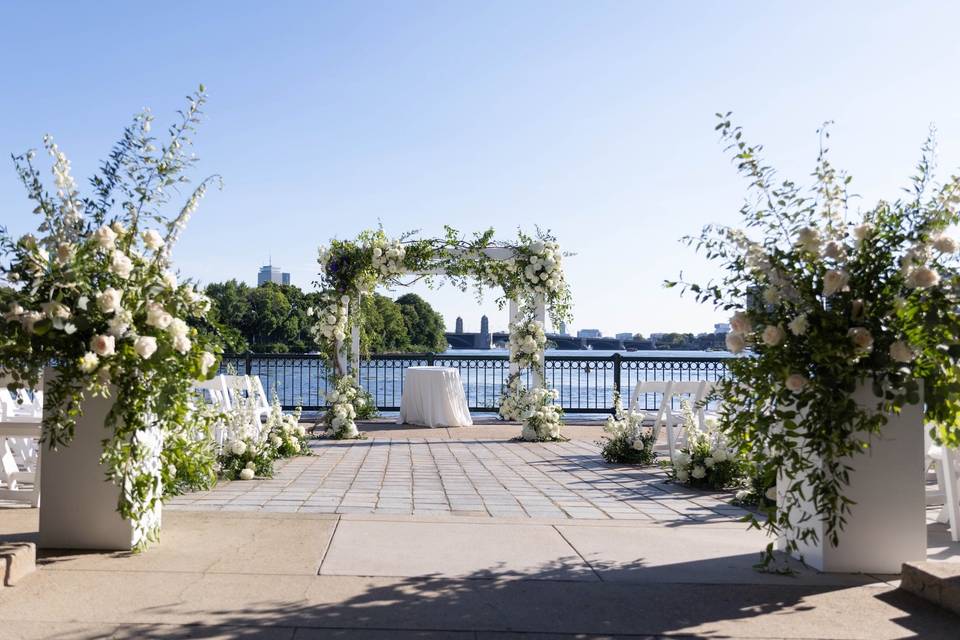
<box><xmin>669</xmin><ymin>114</ymin><xmax>960</xmax><ymax>568</ymax></box>
<box><xmin>309</xmin><ymin>226</ymin><xmax>572</xmax><ymax>442</ymax></box>
<box><xmin>0</xmin><ymin>87</ymin><xmax>222</xmax><ymax>550</ymax></box>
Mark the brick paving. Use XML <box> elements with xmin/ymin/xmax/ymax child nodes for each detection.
<box><xmin>166</xmin><ymin>437</ymin><xmax>753</xmax><ymax>523</ymax></box>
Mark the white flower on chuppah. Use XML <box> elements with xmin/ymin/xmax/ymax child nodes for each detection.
<box><xmin>134</xmin><ymin>336</ymin><xmax>158</xmax><ymax>360</ymax></box>
<box><xmin>761</xmin><ymin>325</ymin><xmax>785</xmax><ymax>347</ymax></box>
<box><xmin>90</xmin><ymin>334</ymin><xmax>116</xmax><ymax>357</ymax></box>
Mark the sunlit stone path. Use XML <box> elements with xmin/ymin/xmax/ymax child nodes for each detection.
<box><xmin>166</xmin><ymin>434</ymin><xmax>753</xmax><ymax>523</ymax></box>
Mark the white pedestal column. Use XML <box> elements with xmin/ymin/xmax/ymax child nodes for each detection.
<box><xmin>39</xmin><ymin>383</ymin><xmax>159</xmax><ymax>551</ymax></box>
<box><xmin>777</xmin><ymin>383</ymin><xmax>925</xmax><ymax>573</ymax></box>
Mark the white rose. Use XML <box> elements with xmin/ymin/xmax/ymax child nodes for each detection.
<box><xmin>729</xmin><ymin>311</ymin><xmax>752</xmax><ymax>334</ymax></box>
<box><xmin>822</xmin><ymin>241</ymin><xmax>844</xmax><ymax>260</ymax></box>
<box><xmin>889</xmin><ymin>340</ymin><xmax>916</xmax><ymax>364</ymax></box>
<box><xmin>372</xmin><ymin>247</ymin><xmax>383</xmax><ymax>257</ymax></box>
<box><xmin>239</xmin><ymin>468</ymin><xmax>255</xmax><ymax>481</ymax></box>
<box><xmin>230</xmin><ymin>440</ymin><xmax>247</xmax><ymax>456</ymax></box>
<box><xmin>785</xmin><ymin>373</ymin><xmax>808</xmax><ymax>393</ymax></box>
<box><xmin>847</xmin><ymin>327</ymin><xmax>874</xmax><ymax>352</ymax></box>
<box><xmin>97</xmin><ymin>287</ymin><xmax>123</xmax><ymax>314</ymax></box>
<box><xmin>172</xmin><ymin>334</ymin><xmax>192</xmax><ymax>354</ymax></box>
<box><xmin>90</xmin><ymin>334</ymin><xmax>116</xmax><ymax>357</ymax></box>
<box><xmin>906</xmin><ymin>266</ymin><xmax>940</xmax><ymax>289</ymax></box>
<box><xmin>691</xmin><ymin>466</ymin><xmax>706</xmax><ymax>480</ymax></box>
<box><xmin>79</xmin><ymin>352</ymin><xmax>99</xmax><ymax>373</ymax></box>
<box><xmin>167</xmin><ymin>318</ymin><xmax>189</xmax><ymax>339</ymax></box>
<box><xmin>822</xmin><ymin>269</ymin><xmax>849</xmax><ymax>296</ymax></box>
<box><xmin>788</xmin><ymin>313</ymin><xmax>809</xmax><ymax>336</ymax></box>
<box><xmin>200</xmin><ymin>351</ymin><xmax>217</xmax><ymax>375</ymax></box>
<box><xmin>761</xmin><ymin>325</ymin><xmax>785</xmax><ymax>347</ymax></box>
<box><xmin>763</xmin><ymin>287</ymin><xmax>781</xmax><ymax>305</ymax></box>
<box><xmin>134</xmin><ymin>336</ymin><xmax>157</xmax><ymax>359</ymax></box>
<box><xmin>725</xmin><ymin>332</ymin><xmax>746</xmax><ymax>354</ymax></box>
<box><xmin>142</xmin><ymin>229</ymin><xmax>164</xmax><ymax>251</ymax></box>
<box><xmin>107</xmin><ymin>314</ymin><xmax>130</xmax><ymax>337</ymax></box>
<box><xmin>932</xmin><ymin>235</ymin><xmax>958</xmax><ymax>254</ymax></box>
<box><xmin>110</xmin><ymin>251</ymin><xmax>133</xmax><ymax>279</ymax></box>
<box><xmin>93</xmin><ymin>225</ymin><xmax>117</xmax><ymax>249</ymax></box>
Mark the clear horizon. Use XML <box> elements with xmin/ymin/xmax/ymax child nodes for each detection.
<box><xmin>4</xmin><ymin>2</ymin><xmax>960</xmax><ymax>337</ymax></box>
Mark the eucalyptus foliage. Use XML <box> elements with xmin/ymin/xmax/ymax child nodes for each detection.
<box><xmin>670</xmin><ymin>115</ymin><xmax>960</xmax><ymax>567</ymax></box>
<box><xmin>0</xmin><ymin>87</ymin><xmax>221</xmax><ymax>549</ymax></box>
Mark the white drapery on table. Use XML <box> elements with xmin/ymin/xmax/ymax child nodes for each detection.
<box><xmin>398</xmin><ymin>366</ymin><xmax>473</xmax><ymax>428</ymax></box>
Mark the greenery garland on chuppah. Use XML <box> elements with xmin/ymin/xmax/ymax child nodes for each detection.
<box><xmin>307</xmin><ymin>226</ymin><xmax>572</xmax><ymax>442</ymax></box>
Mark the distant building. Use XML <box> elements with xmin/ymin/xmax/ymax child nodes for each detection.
<box><xmin>615</xmin><ymin>332</ymin><xmax>633</xmax><ymax>341</ymax></box>
<box><xmin>558</xmin><ymin>321</ymin><xmax>568</xmax><ymax>336</ymax></box>
<box><xmin>480</xmin><ymin>315</ymin><xmax>490</xmax><ymax>336</ymax></box>
<box><xmin>577</xmin><ymin>329</ymin><xmax>602</xmax><ymax>339</ymax></box>
<box><xmin>714</xmin><ymin>323</ymin><xmax>730</xmax><ymax>334</ymax></box>
<box><xmin>257</xmin><ymin>263</ymin><xmax>291</xmax><ymax>286</ymax></box>
<box><xmin>455</xmin><ymin>317</ymin><xmax>464</xmax><ymax>333</ymax></box>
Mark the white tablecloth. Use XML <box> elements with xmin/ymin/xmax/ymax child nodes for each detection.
<box><xmin>398</xmin><ymin>367</ymin><xmax>473</xmax><ymax>428</ymax></box>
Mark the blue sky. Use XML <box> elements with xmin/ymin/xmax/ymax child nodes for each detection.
<box><xmin>3</xmin><ymin>1</ymin><xmax>960</xmax><ymax>336</ymax></box>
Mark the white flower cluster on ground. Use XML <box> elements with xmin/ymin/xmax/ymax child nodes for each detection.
<box><xmin>323</xmin><ymin>375</ymin><xmax>365</xmax><ymax>439</ymax></box>
<box><xmin>669</xmin><ymin>401</ymin><xmax>741</xmax><ymax>489</ymax></box>
<box><xmin>308</xmin><ymin>293</ymin><xmax>350</xmax><ymax>343</ymax></box>
<box><xmin>497</xmin><ymin>376</ymin><xmax>527</xmax><ymax>422</ymax></box>
<box><xmin>508</xmin><ymin>319</ymin><xmax>546</xmax><ymax>372</ymax></box>
<box><xmin>370</xmin><ymin>239</ymin><xmax>406</xmax><ymax>277</ymax></box>
<box><xmin>603</xmin><ymin>404</ymin><xmax>649</xmax><ymax>452</ymax></box>
<box><xmin>519</xmin><ymin>387</ymin><xmax>563</xmax><ymax>441</ymax></box>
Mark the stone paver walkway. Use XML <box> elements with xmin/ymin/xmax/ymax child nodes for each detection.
<box><xmin>166</xmin><ymin>437</ymin><xmax>752</xmax><ymax>523</ymax></box>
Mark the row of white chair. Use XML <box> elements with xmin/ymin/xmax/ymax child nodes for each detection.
<box><xmin>192</xmin><ymin>374</ymin><xmax>272</xmax><ymax>447</ymax></box>
<box><xmin>0</xmin><ymin>375</ymin><xmax>42</xmax><ymax>507</ymax></box>
<box><xmin>628</xmin><ymin>379</ymin><xmax>717</xmax><ymax>459</ymax></box>
<box><xmin>926</xmin><ymin>428</ymin><xmax>960</xmax><ymax>542</ymax></box>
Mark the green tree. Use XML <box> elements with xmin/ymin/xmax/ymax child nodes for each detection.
<box><xmin>396</xmin><ymin>293</ymin><xmax>447</xmax><ymax>352</ymax></box>
<box><xmin>361</xmin><ymin>294</ymin><xmax>411</xmax><ymax>353</ymax></box>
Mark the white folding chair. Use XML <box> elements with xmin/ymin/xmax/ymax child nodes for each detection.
<box><xmin>0</xmin><ymin>376</ymin><xmax>42</xmax><ymax>507</ymax></box>
<box><xmin>221</xmin><ymin>375</ymin><xmax>270</xmax><ymax>426</ymax></box>
<box><xmin>193</xmin><ymin>375</ymin><xmax>233</xmax><ymax>447</ymax></box>
<box><xmin>629</xmin><ymin>379</ymin><xmax>674</xmax><ymax>450</ymax></box>
<box><xmin>926</xmin><ymin>427</ymin><xmax>960</xmax><ymax>542</ymax></box>
<box><xmin>663</xmin><ymin>380</ymin><xmax>708</xmax><ymax>460</ymax></box>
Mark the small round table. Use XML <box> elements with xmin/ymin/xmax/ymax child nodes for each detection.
<box><xmin>398</xmin><ymin>366</ymin><xmax>473</xmax><ymax>428</ymax></box>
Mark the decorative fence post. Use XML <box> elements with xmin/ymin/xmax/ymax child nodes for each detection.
<box><xmin>611</xmin><ymin>353</ymin><xmax>621</xmax><ymax>415</ymax></box>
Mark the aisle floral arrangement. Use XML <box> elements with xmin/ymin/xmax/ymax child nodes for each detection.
<box><xmin>218</xmin><ymin>391</ymin><xmax>309</xmax><ymax>480</ymax></box>
<box><xmin>0</xmin><ymin>87</ymin><xmax>221</xmax><ymax>549</ymax></box>
<box><xmin>670</xmin><ymin>115</ymin><xmax>960</xmax><ymax>565</ymax></box>
<box><xmin>599</xmin><ymin>392</ymin><xmax>655</xmax><ymax>465</ymax></box>
<box><xmin>319</xmin><ymin>374</ymin><xmax>375</xmax><ymax>439</ymax></box>
<box><xmin>667</xmin><ymin>401</ymin><xmax>742</xmax><ymax>489</ymax></box>
<box><xmin>310</xmin><ymin>226</ymin><xmax>572</xmax><ymax>441</ymax></box>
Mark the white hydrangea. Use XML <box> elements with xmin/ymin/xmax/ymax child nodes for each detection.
<box><xmin>370</xmin><ymin>239</ymin><xmax>406</xmax><ymax>277</ymax></box>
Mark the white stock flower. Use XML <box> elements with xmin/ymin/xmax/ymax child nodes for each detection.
<box><xmin>90</xmin><ymin>334</ymin><xmax>116</xmax><ymax>357</ymax></box>
<box><xmin>785</xmin><ymin>373</ymin><xmax>808</xmax><ymax>393</ymax></box>
<box><xmin>848</xmin><ymin>327</ymin><xmax>874</xmax><ymax>352</ymax></box>
<box><xmin>788</xmin><ymin>313</ymin><xmax>809</xmax><ymax>336</ymax></box>
<box><xmin>93</xmin><ymin>225</ymin><xmax>117</xmax><ymax>250</ymax></box>
<box><xmin>142</xmin><ymin>229</ymin><xmax>164</xmax><ymax>251</ymax></box>
<box><xmin>691</xmin><ymin>466</ymin><xmax>706</xmax><ymax>480</ymax></box>
<box><xmin>79</xmin><ymin>352</ymin><xmax>99</xmax><ymax>373</ymax></box>
<box><xmin>110</xmin><ymin>251</ymin><xmax>133</xmax><ymax>278</ymax></box>
<box><xmin>725</xmin><ymin>332</ymin><xmax>746</xmax><ymax>353</ymax></box>
<box><xmin>134</xmin><ymin>336</ymin><xmax>158</xmax><ymax>359</ymax></box>
<box><xmin>822</xmin><ymin>270</ymin><xmax>849</xmax><ymax>296</ymax></box>
<box><xmin>796</xmin><ymin>226</ymin><xmax>821</xmax><ymax>253</ymax></box>
<box><xmin>889</xmin><ymin>340</ymin><xmax>916</xmax><ymax>363</ymax></box>
<box><xmin>761</xmin><ymin>325</ymin><xmax>785</xmax><ymax>347</ymax></box>
<box><xmin>97</xmin><ymin>287</ymin><xmax>123</xmax><ymax>314</ymax></box>
<box><xmin>239</xmin><ymin>468</ymin><xmax>255</xmax><ymax>480</ymax></box>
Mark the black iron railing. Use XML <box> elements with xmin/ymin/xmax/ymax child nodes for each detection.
<box><xmin>219</xmin><ymin>352</ymin><xmax>732</xmax><ymax>415</ymax></box>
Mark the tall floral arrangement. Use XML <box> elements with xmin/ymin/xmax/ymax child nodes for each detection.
<box><xmin>671</xmin><ymin>115</ymin><xmax>960</xmax><ymax>565</ymax></box>
<box><xmin>0</xmin><ymin>87</ymin><xmax>221</xmax><ymax>549</ymax></box>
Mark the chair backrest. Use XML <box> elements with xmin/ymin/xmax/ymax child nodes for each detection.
<box><xmin>250</xmin><ymin>375</ymin><xmax>271</xmax><ymax>410</ymax></box>
<box><xmin>629</xmin><ymin>379</ymin><xmax>673</xmax><ymax>416</ymax></box>
<box><xmin>193</xmin><ymin>375</ymin><xmax>232</xmax><ymax>410</ymax></box>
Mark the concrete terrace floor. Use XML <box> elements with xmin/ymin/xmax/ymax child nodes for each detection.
<box><xmin>1</xmin><ymin>421</ymin><xmax>959</xmax><ymax>639</ymax></box>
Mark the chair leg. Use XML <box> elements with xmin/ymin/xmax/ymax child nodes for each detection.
<box><xmin>942</xmin><ymin>447</ymin><xmax>960</xmax><ymax>542</ymax></box>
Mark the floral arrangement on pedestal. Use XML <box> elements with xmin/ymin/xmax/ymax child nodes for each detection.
<box><xmin>599</xmin><ymin>392</ymin><xmax>655</xmax><ymax>465</ymax></box>
<box><xmin>0</xmin><ymin>87</ymin><xmax>221</xmax><ymax>549</ymax></box>
<box><xmin>670</xmin><ymin>115</ymin><xmax>960</xmax><ymax>566</ymax></box>
<box><xmin>667</xmin><ymin>401</ymin><xmax>742</xmax><ymax>489</ymax></box>
<box><xmin>309</xmin><ymin>226</ymin><xmax>572</xmax><ymax>442</ymax></box>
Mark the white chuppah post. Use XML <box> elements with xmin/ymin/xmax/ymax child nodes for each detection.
<box><xmin>533</xmin><ymin>294</ymin><xmax>546</xmax><ymax>390</ymax></box>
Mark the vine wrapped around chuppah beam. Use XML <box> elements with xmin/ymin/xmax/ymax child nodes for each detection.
<box><xmin>306</xmin><ymin>226</ymin><xmax>572</xmax><ymax>442</ymax></box>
